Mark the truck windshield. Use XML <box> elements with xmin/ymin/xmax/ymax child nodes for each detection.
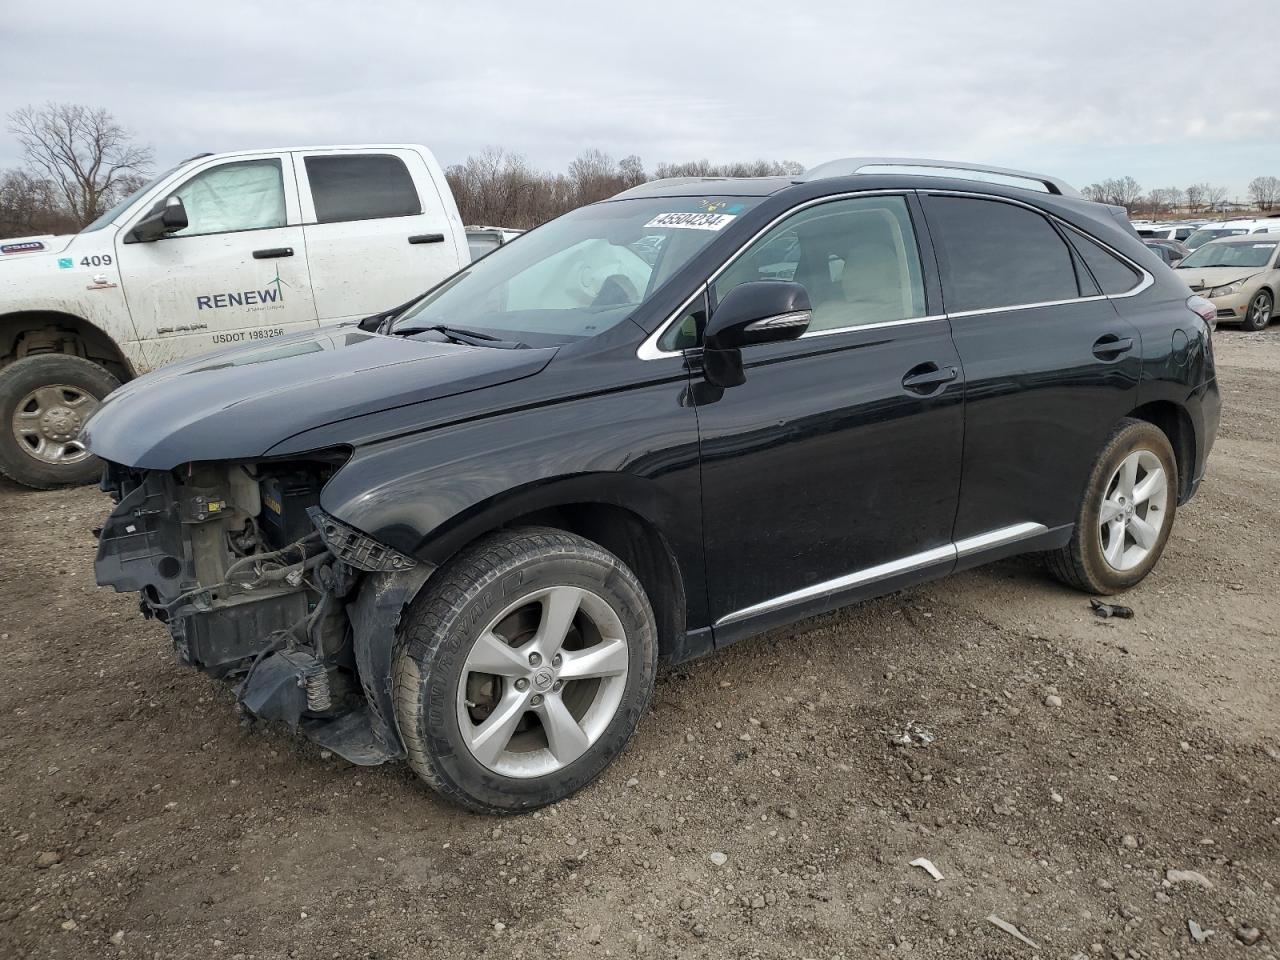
<box><xmin>394</xmin><ymin>196</ymin><xmax>763</xmax><ymax>343</ymax></box>
<box><xmin>78</xmin><ymin>164</ymin><xmax>183</xmax><ymax>233</ymax></box>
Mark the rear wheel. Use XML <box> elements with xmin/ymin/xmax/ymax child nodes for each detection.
<box><xmin>393</xmin><ymin>527</ymin><xmax>657</xmax><ymax>813</ymax></box>
<box><xmin>1048</xmin><ymin>418</ymin><xmax>1178</xmax><ymax>594</ymax></box>
<box><xmin>1243</xmin><ymin>289</ymin><xmax>1273</xmax><ymax>332</ymax></box>
<box><xmin>0</xmin><ymin>354</ymin><xmax>119</xmax><ymax>489</ymax></box>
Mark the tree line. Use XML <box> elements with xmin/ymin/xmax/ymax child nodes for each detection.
<box><xmin>5</xmin><ymin>102</ymin><xmax>1280</xmax><ymax>238</ymax></box>
<box><xmin>1084</xmin><ymin>175</ymin><xmax>1280</xmax><ymax>216</ymax></box>
<box><xmin>0</xmin><ymin>103</ymin><xmax>803</xmax><ymax>237</ymax></box>
<box><xmin>442</xmin><ymin>147</ymin><xmax>803</xmax><ymax>228</ymax></box>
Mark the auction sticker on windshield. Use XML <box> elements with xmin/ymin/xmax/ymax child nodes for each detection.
<box><xmin>644</xmin><ymin>212</ymin><xmax>736</xmax><ymax>231</ymax></box>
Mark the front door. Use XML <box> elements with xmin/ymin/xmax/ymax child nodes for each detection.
<box><xmin>919</xmin><ymin>193</ymin><xmax>1143</xmax><ymax>543</ymax></box>
<box><xmin>692</xmin><ymin>194</ymin><xmax>965</xmax><ymax>641</ymax></box>
<box><xmin>114</xmin><ymin>154</ymin><xmax>318</xmax><ymax>369</ymax></box>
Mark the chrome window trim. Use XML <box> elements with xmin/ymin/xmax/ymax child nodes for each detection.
<box><xmin>713</xmin><ymin>521</ymin><xmax>1048</xmax><ymax>628</ymax></box>
<box><xmin>636</xmin><ymin>188</ymin><xmax>1154</xmax><ymax>359</ymax></box>
<box><xmin>801</xmin><ymin>313</ymin><xmax>947</xmax><ymax>338</ymax></box>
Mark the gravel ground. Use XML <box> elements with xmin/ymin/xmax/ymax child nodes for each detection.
<box><xmin>1</xmin><ymin>330</ymin><xmax>1279</xmax><ymax>960</ymax></box>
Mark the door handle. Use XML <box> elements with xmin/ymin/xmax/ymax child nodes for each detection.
<box><xmin>1092</xmin><ymin>334</ymin><xmax>1134</xmax><ymax>360</ymax></box>
<box><xmin>252</xmin><ymin>247</ymin><xmax>294</xmax><ymax>259</ymax></box>
<box><xmin>902</xmin><ymin>362</ymin><xmax>959</xmax><ymax>394</ymax></box>
<box><xmin>408</xmin><ymin>233</ymin><xmax>445</xmax><ymax>244</ymax></box>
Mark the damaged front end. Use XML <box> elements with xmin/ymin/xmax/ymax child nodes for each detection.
<box><xmin>94</xmin><ymin>455</ymin><xmax>431</xmax><ymax>765</ymax></box>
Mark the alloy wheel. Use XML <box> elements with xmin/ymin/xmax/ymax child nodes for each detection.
<box><xmin>1250</xmin><ymin>293</ymin><xmax>1272</xmax><ymax>329</ymax></box>
<box><xmin>12</xmin><ymin>384</ymin><xmax>99</xmax><ymax>465</ymax></box>
<box><xmin>1098</xmin><ymin>449</ymin><xmax>1168</xmax><ymax>572</ymax></box>
<box><xmin>455</xmin><ymin>585</ymin><xmax>630</xmax><ymax>778</ymax></box>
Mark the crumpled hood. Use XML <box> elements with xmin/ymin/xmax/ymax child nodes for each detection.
<box><xmin>82</xmin><ymin>327</ymin><xmax>555</xmax><ymax>469</ymax></box>
<box><xmin>1174</xmin><ymin>266</ymin><xmax>1260</xmax><ymax>291</ymax></box>
<box><xmin>0</xmin><ymin>233</ymin><xmax>74</xmax><ymax>260</ymax></box>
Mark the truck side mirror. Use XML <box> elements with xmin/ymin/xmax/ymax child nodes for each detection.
<box><xmin>128</xmin><ymin>197</ymin><xmax>189</xmax><ymax>243</ymax></box>
<box><xmin>702</xmin><ymin>280</ymin><xmax>811</xmax><ymax>388</ymax></box>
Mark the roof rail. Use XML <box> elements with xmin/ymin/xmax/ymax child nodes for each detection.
<box><xmin>800</xmin><ymin>157</ymin><xmax>1081</xmax><ymax>198</ymax></box>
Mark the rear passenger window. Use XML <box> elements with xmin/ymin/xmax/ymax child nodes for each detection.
<box><xmin>305</xmin><ymin>154</ymin><xmax>421</xmax><ymax>224</ymax></box>
<box><xmin>1068</xmin><ymin>230</ymin><xmax>1142</xmax><ymax>294</ymax></box>
<box><xmin>925</xmin><ymin>196</ymin><xmax>1079</xmax><ymax>312</ymax></box>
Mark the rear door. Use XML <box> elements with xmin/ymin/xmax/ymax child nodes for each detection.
<box><xmin>692</xmin><ymin>193</ymin><xmax>965</xmax><ymax>640</ymax></box>
<box><xmin>294</xmin><ymin>149</ymin><xmax>460</xmax><ymax>321</ymax></box>
<box><xmin>920</xmin><ymin>193</ymin><xmax>1143</xmax><ymax>548</ymax></box>
<box><xmin>114</xmin><ymin>154</ymin><xmax>318</xmax><ymax>365</ymax></box>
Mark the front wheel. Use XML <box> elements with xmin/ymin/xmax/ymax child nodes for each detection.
<box><xmin>393</xmin><ymin>527</ymin><xmax>658</xmax><ymax>813</ymax></box>
<box><xmin>0</xmin><ymin>354</ymin><xmax>120</xmax><ymax>489</ymax></box>
<box><xmin>1242</xmin><ymin>289</ymin><xmax>1273</xmax><ymax>332</ymax></box>
<box><xmin>1048</xmin><ymin>418</ymin><xmax>1178</xmax><ymax>595</ymax></box>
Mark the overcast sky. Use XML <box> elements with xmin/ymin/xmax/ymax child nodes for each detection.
<box><xmin>4</xmin><ymin>0</ymin><xmax>1278</xmax><ymax>197</ymax></box>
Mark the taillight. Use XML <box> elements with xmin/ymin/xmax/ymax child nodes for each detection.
<box><xmin>1187</xmin><ymin>294</ymin><xmax>1217</xmax><ymax>330</ymax></box>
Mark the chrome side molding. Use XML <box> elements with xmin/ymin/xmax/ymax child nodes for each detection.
<box><xmin>714</xmin><ymin>521</ymin><xmax>1048</xmax><ymax>627</ymax></box>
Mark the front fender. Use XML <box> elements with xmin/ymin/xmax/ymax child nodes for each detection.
<box><xmin>317</xmin><ymin>383</ymin><xmax>705</xmax><ymax>621</ymax></box>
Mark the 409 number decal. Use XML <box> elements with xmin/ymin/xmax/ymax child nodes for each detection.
<box><xmin>80</xmin><ymin>254</ymin><xmax>113</xmax><ymax>267</ymax></box>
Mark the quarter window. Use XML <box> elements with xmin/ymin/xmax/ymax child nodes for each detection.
<box><xmin>711</xmin><ymin>195</ymin><xmax>927</xmax><ymax>334</ymax></box>
<box><xmin>305</xmin><ymin>154</ymin><xmax>420</xmax><ymax>224</ymax></box>
<box><xmin>925</xmin><ymin>196</ymin><xmax>1079</xmax><ymax>312</ymax></box>
<box><xmin>165</xmin><ymin>159</ymin><xmax>285</xmax><ymax>237</ymax></box>
<box><xmin>1068</xmin><ymin>230</ymin><xmax>1142</xmax><ymax>294</ymax></box>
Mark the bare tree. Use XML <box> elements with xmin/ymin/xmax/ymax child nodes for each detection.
<box><xmin>1248</xmin><ymin>175</ymin><xmax>1280</xmax><ymax>211</ymax></box>
<box><xmin>7</xmin><ymin>103</ymin><xmax>152</xmax><ymax>227</ymax></box>
<box><xmin>0</xmin><ymin>169</ymin><xmax>77</xmax><ymax>236</ymax></box>
<box><xmin>1203</xmin><ymin>184</ymin><xmax>1228</xmax><ymax>212</ymax></box>
<box><xmin>618</xmin><ymin>154</ymin><xmax>646</xmax><ymax>189</ymax></box>
<box><xmin>1185</xmin><ymin>183</ymin><xmax>1206</xmax><ymax>212</ymax></box>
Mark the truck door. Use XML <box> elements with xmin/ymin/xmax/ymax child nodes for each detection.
<box><xmin>293</xmin><ymin>149</ymin><xmax>463</xmax><ymax>321</ymax></box>
<box><xmin>113</xmin><ymin>154</ymin><xmax>318</xmax><ymax>367</ymax></box>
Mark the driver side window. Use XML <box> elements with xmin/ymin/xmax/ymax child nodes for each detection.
<box><xmin>164</xmin><ymin>159</ymin><xmax>286</xmax><ymax>238</ymax></box>
<box><xmin>711</xmin><ymin>195</ymin><xmax>927</xmax><ymax>335</ymax></box>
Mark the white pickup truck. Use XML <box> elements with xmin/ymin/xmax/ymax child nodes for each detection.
<box><xmin>0</xmin><ymin>144</ymin><xmax>470</xmax><ymax>488</ymax></box>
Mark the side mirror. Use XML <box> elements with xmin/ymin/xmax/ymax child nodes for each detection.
<box><xmin>702</xmin><ymin>280</ymin><xmax>811</xmax><ymax>387</ymax></box>
<box><xmin>128</xmin><ymin>197</ymin><xmax>188</xmax><ymax>242</ymax></box>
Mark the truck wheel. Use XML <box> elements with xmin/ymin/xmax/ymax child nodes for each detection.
<box><xmin>0</xmin><ymin>354</ymin><xmax>120</xmax><ymax>489</ymax></box>
<box><xmin>393</xmin><ymin>527</ymin><xmax>658</xmax><ymax>814</ymax></box>
<box><xmin>1047</xmin><ymin>418</ymin><xmax>1177</xmax><ymax>595</ymax></box>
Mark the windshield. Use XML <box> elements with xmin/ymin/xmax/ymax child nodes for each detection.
<box><xmin>1185</xmin><ymin>227</ymin><xmax>1247</xmax><ymax>250</ymax></box>
<box><xmin>1178</xmin><ymin>241</ymin><xmax>1277</xmax><ymax>270</ymax></box>
<box><xmin>394</xmin><ymin>196</ymin><xmax>764</xmax><ymax>343</ymax></box>
<box><xmin>78</xmin><ymin>163</ymin><xmax>184</xmax><ymax>233</ymax></box>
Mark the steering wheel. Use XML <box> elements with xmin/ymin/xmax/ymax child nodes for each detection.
<box><xmin>592</xmin><ymin>274</ymin><xmax>640</xmax><ymax>308</ymax></box>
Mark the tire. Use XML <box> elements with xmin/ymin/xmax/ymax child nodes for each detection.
<box><xmin>0</xmin><ymin>354</ymin><xmax>120</xmax><ymax>490</ymax></box>
<box><xmin>393</xmin><ymin>526</ymin><xmax>658</xmax><ymax>814</ymax></box>
<box><xmin>1047</xmin><ymin>418</ymin><xmax>1178</xmax><ymax>595</ymax></box>
<box><xmin>1242</xmin><ymin>289</ymin><xmax>1273</xmax><ymax>332</ymax></box>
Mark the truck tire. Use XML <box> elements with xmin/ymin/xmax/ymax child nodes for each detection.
<box><xmin>1047</xmin><ymin>418</ymin><xmax>1178</xmax><ymax>595</ymax></box>
<box><xmin>0</xmin><ymin>354</ymin><xmax>119</xmax><ymax>489</ymax></box>
<box><xmin>393</xmin><ymin>527</ymin><xmax>658</xmax><ymax>814</ymax></box>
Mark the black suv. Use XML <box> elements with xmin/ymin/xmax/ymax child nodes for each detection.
<box><xmin>87</xmin><ymin>158</ymin><xmax>1221</xmax><ymax>813</ymax></box>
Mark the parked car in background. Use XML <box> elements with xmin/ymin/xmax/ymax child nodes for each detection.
<box><xmin>1175</xmin><ymin>235</ymin><xmax>1280</xmax><ymax>330</ymax></box>
<box><xmin>1135</xmin><ymin>223</ymin><xmax>1196</xmax><ymax>242</ymax></box>
<box><xmin>466</xmin><ymin>225</ymin><xmax>524</xmax><ymax>261</ymax></box>
<box><xmin>1185</xmin><ymin>218</ymin><xmax>1280</xmax><ymax>250</ymax></box>
<box><xmin>1144</xmin><ymin>238</ymin><xmax>1190</xmax><ymax>266</ymax></box>
<box><xmin>86</xmin><ymin>157</ymin><xmax>1219</xmax><ymax>813</ymax></box>
<box><xmin>0</xmin><ymin>144</ymin><xmax>469</xmax><ymax>489</ymax></box>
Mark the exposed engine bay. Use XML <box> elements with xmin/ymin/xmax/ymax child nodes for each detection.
<box><xmin>94</xmin><ymin>456</ymin><xmax>430</xmax><ymax>764</ymax></box>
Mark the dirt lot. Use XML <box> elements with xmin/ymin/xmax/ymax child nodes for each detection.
<box><xmin>2</xmin><ymin>331</ymin><xmax>1279</xmax><ymax>960</ymax></box>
